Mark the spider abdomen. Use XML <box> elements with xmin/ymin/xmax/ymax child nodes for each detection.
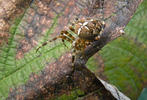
<box><xmin>75</xmin><ymin>18</ymin><xmax>105</xmax><ymax>40</ymax></box>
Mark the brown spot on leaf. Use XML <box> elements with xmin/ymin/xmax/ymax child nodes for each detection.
<box><xmin>93</xmin><ymin>53</ymin><xmax>108</xmax><ymax>81</ymax></box>
<box><xmin>27</xmin><ymin>27</ymin><xmax>34</xmax><ymax>38</ymax></box>
<box><xmin>103</xmin><ymin>0</ymin><xmax>116</xmax><ymax>19</ymax></box>
<box><xmin>7</xmin><ymin>53</ymin><xmax>116</xmax><ymax>99</ymax></box>
<box><xmin>16</xmin><ymin>50</ymin><xmax>24</xmax><ymax>60</ymax></box>
<box><xmin>0</xmin><ymin>31</ymin><xmax>9</xmax><ymax>45</ymax></box>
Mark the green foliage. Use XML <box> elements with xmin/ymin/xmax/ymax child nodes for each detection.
<box><xmin>0</xmin><ymin>9</ymin><xmax>69</xmax><ymax>100</ymax></box>
<box><xmin>56</xmin><ymin>89</ymin><xmax>84</xmax><ymax>100</ymax></box>
<box><xmin>100</xmin><ymin>37</ymin><xmax>147</xmax><ymax>99</ymax></box>
<box><xmin>87</xmin><ymin>0</ymin><xmax>147</xmax><ymax>99</ymax></box>
<box><xmin>125</xmin><ymin>0</ymin><xmax>147</xmax><ymax>45</ymax></box>
<box><xmin>86</xmin><ymin>56</ymin><xmax>98</xmax><ymax>72</ymax></box>
<box><xmin>0</xmin><ymin>13</ymin><xmax>26</xmax><ymax>99</ymax></box>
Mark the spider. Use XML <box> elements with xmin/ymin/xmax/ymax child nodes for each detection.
<box><xmin>36</xmin><ymin>18</ymin><xmax>105</xmax><ymax>65</ymax></box>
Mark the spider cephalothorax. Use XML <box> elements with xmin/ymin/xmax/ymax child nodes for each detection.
<box><xmin>37</xmin><ymin>18</ymin><xmax>105</xmax><ymax>65</ymax></box>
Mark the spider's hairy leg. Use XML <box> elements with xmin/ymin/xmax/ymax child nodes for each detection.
<box><xmin>72</xmin><ymin>48</ymin><xmax>76</xmax><ymax>66</ymax></box>
<box><xmin>79</xmin><ymin>39</ymin><xmax>93</xmax><ymax>59</ymax></box>
<box><xmin>36</xmin><ymin>36</ymin><xmax>60</xmax><ymax>53</ymax></box>
<box><xmin>80</xmin><ymin>40</ymin><xmax>90</xmax><ymax>57</ymax></box>
<box><xmin>60</xmin><ymin>30</ymin><xmax>75</xmax><ymax>47</ymax></box>
<box><xmin>61</xmin><ymin>30</ymin><xmax>75</xmax><ymax>41</ymax></box>
<box><xmin>36</xmin><ymin>42</ymin><xmax>48</xmax><ymax>53</ymax></box>
<box><xmin>36</xmin><ymin>34</ymin><xmax>71</xmax><ymax>52</ymax></box>
<box><xmin>71</xmin><ymin>39</ymin><xmax>79</xmax><ymax>66</ymax></box>
<box><xmin>69</xmin><ymin>25</ymin><xmax>75</xmax><ymax>33</ymax></box>
<box><xmin>69</xmin><ymin>25</ymin><xmax>80</xmax><ymax>39</ymax></box>
<box><xmin>71</xmin><ymin>39</ymin><xmax>86</xmax><ymax>66</ymax></box>
<box><xmin>36</xmin><ymin>30</ymin><xmax>75</xmax><ymax>52</ymax></box>
<box><xmin>61</xmin><ymin>39</ymin><xmax>67</xmax><ymax>48</ymax></box>
<box><xmin>51</xmin><ymin>35</ymin><xmax>73</xmax><ymax>48</ymax></box>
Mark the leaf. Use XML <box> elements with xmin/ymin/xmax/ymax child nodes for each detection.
<box><xmin>125</xmin><ymin>0</ymin><xmax>147</xmax><ymax>45</ymax></box>
<box><xmin>100</xmin><ymin>37</ymin><xmax>147</xmax><ymax>99</ymax></box>
<box><xmin>0</xmin><ymin>0</ymin><xmax>70</xmax><ymax>99</ymax></box>
<box><xmin>87</xmin><ymin>0</ymin><xmax>147</xmax><ymax>99</ymax></box>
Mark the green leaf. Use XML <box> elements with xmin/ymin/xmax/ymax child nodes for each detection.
<box><xmin>0</xmin><ymin>3</ymin><xmax>69</xmax><ymax>100</ymax></box>
<box><xmin>100</xmin><ymin>37</ymin><xmax>147</xmax><ymax>99</ymax></box>
<box><xmin>87</xmin><ymin>0</ymin><xmax>147</xmax><ymax>99</ymax></box>
<box><xmin>125</xmin><ymin>0</ymin><xmax>147</xmax><ymax>45</ymax></box>
<box><xmin>56</xmin><ymin>89</ymin><xmax>84</xmax><ymax>100</ymax></box>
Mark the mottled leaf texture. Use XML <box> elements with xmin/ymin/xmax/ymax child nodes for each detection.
<box><xmin>0</xmin><ymin>0</ymin><xmax>143</xmax><ymax>100</ymax></box>
<box><xmin>87</xmin><ymin>0</ymin><xmax>147</xmax><ymax>99</ymax></box>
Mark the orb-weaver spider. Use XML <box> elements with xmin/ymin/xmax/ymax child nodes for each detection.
<box><xmin>36</xmin><ymin>18</ymin><xmax>105</xmax><ymax>65</ymax></box>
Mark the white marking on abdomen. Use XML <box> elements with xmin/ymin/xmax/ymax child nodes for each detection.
<box><xmin>84</xmin><ymin>26</ymin><xmax>89</xmax><ymax>30</ymax></box>
<box><xmin>83</xmin><ymin>21</ymin><xmax>88</xmax><ymax>26</ymax></box>
<box><xmin>78</xmin><ymin>21</ymin><xmax>89</xmax><ymax>35</ymax></box>
<box><xmin>78</xmin><ymin>28</ymin><xmax>81</xmax><ymax>35</ymax></box>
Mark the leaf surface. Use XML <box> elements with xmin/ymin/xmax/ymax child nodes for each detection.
<box><xmin>87</xmin><ymin>0</ymin><xmax>147</xmax><ymax>99</ymax></box>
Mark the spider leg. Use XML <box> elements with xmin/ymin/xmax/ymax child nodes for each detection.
<box><xmin>71</xmin><ymin>38</ymin><xmax>79</xmax><ymax>66</ymax></box>
<box><xmin>79</xmin><ymin>39</ymin><xmax>92</xmax><ymax>58</ymax></box>
<box><xmin>61</xmin><ymin>39</ymin><xmax>68</xmax><ymax>48</ymax></box>
<box><xmin>71</xmin><ymin>38</ymin><xmax>84</xmax><ymax>66</ymax></box>
<box><xmin>60</xmin><ymin>30</ymin><xmax>75</xmax><ymax>47</ymax></box>
<box><xmin>80</xmin><ymin>40</ymin><xmax>87</xmax><ymax>57</ymax></box>
<box><xmin>72</xmin><ymin>49</ymin><xmax>76</xmax><ymax>66</ymax></box>
<box><xmin>69</xmin><ymin>25</ymin><xmax>75</xmax><ymax>33</ymax></box>
<box><xmin>36</xmin><ymin>31</ymin><xmax>73</xmax><ymax>52</ymax></box>
<box><xmin>61</xmin><ymin>30</ymin><xmax>75</xmax><ymax>41</ymax></box>
<box><xmin>56</xmin><ymin>35</ymin><xmax>73</xmax><ymax>47</ymax></box>
<box><xmin>36</xmin><ymin>36</ymin><xmax>60</xmax><ymax>53</ymax></box>
<box><xmin>36</xmin><ymin>42</ymin><xmax>48</xmax><ymax>53</ymax></box>
<box><xmin>71</xmin><ymin>38</ymin><xmax>92</xmax><ymax>66</ymax></box>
